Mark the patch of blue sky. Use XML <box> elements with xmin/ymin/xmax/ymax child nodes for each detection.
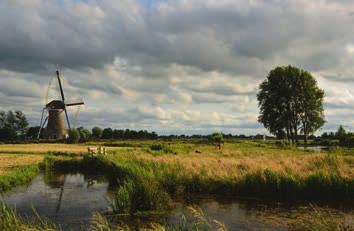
<box><xmin>138</xmin><ymin>0</ymin><xmax>166</xmax><ymax>7</ymax></box>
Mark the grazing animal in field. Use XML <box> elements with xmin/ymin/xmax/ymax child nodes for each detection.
<box><xmin>87</xmin><ymin>147</ymin><xmax>97</xmax><ymax>154</ymax></box>
<box><xmin>87</xmin><ymin>146</ymin><xmax>106</xmax><ymax>155</ymax></box>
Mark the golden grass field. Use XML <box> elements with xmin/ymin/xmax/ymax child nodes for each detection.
<box><xmin>0</xmin><ymin>143</ymin><xmax>90</xmax><ymax>154</ymax></box>
<box><xmin>0</xmin><ymin>143</ymin><xmax>128</xmax><ymax>154</ymax></box>
<box><xmin>0</xmin><ymin>140</ymin><xmax>353</xmax><ymax>180</ymax></box>
<box><xmin>105</xmin><ymin>140</ymin><xmax>354</xmax><ymax>180</ymax></box>
<box><xmin>0</xmin><ymin>154</ymin><xmax>43</xmax><ymax>175</ymax></box>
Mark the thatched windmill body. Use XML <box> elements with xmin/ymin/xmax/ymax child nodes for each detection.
<box><xmin>38</xmin><ymin>71</ymin><xmax>84</xmax><ymax>139</ymax></box>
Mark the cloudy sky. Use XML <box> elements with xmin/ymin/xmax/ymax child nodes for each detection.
<box><xmin>1</xmin><ymin>0</ymin><xmax>354</xmax><ymax>135</ymax></box>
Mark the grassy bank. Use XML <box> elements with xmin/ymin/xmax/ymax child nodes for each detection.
<box><xmin>0</xmin><ymin>154</ymin><xmax>43</xmax><ymax>192</ymax></box>
<box><xmin>0</xmin><ymin>164</ymin><xmax>40</xmax><ymax>192</ymax></box>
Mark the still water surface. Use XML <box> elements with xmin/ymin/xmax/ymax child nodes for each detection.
<box><xmin>1</xmin><ymin>173</ymin><xmax>352</xmax><ymax>230</ymax></box>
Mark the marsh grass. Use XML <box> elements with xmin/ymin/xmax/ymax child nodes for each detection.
<box><xmin>42</xmin><ymin>153</ymin><xmax>353</xmax><ymax>202</ymax></box>
<box><xmin>102</xmin><ymin>154</ymin><xmax>353</xmax><ymax>200</ymax></box>
<box><xmin>307</xmin><ymin>154</ymin><xmax>341</xmax><ymax>173</ymax></box>
<box><xmin>0</xmin><ymin>203</ymin><xmax>58</xmax><ymax>231</ymax></box>
<box><xmin>1</xmin><ymin>201</ymin><xmax>227</xmax><ymax>231</ymax></box>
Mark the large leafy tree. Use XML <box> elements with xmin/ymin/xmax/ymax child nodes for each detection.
<box><xmin>257</xmin><ymin>65</ymin><xmax>325</xmax><ymax>144</ymax></box>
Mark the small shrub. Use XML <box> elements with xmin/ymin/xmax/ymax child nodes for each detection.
<box><xmin>67</xmin><ymin>128</ymin><xmax>80</xmax><ymax>144</ymax></box>
<box><xmin>149</xmin><ymin>143</ymin><xmax>175</xmax><ymax>154</ymax></box>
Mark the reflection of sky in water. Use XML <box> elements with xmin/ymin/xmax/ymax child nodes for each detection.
<box><xmin>1</xmin><ymin>173</ymin><xmax>353</xmax><ymax>230</ymax></box>
<box><xmin>1</xmin><ymin>174</ymin><xmax>110</xmax><ymax>230</ymax></box>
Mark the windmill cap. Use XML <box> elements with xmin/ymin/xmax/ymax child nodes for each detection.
<box><xmin>46</xmin><ymin>100</ymin><xmax>65</xmax><ymax>109</ymax></box>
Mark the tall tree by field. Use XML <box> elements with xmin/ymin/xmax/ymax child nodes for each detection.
<box><xmin>257</xmin><ymin>66</ymin><xmax>325</xmax><ymax>144</ymax></box>
<box><xmin>208</xmin><ymin>132</ymin><xmax>224</xmax><ymax>149</ymax></box>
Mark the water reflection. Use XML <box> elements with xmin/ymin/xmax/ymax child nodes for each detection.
<box><xmin>297</xmin><ymin>145</ymin><xmax>330</xmax><ymax>151</ymax></box>
<box><xmin>1</xmin><ymin>174</ymin><xmax>110</xmax><ymax>230</ymax></box>
<box><xmin>1</xmin><ymin>173</ymin><xmax>353</xmax><ymax>231</ymax></box>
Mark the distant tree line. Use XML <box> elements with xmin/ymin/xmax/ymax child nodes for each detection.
<box><xmin>318</xmin><ymin>125</ymin><xmax>354</xmax><ymax>147</ymax></box>
<box><xmin>64</xmin><ymin>127</ymin><xmax>159</xmax><ymax>143</ymax></box>
<box><xmin>2</xmin><ymin>110</ymin><xmax>354</xmax><ymax>148</ymax></box>
<box><xmin>0</xmin><ymin>110</ymin><xmax>28</xmax><ymax>141</ymax></box>
<box><xmin>158</xmin><ymin>133</ymin><xmax>275</xmax><ymax>140</ymax></box>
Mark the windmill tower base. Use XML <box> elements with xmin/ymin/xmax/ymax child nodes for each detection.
<box><xmin>43</xmin><ymin>108</ymin><xmax>67</xmax><ymax>140</ymax></box>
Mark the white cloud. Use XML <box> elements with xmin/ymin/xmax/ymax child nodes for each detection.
<box><xmin>0</xmin><ymin>0</ymin><xmax>353</xmax><ymax>134</ymax></box>
<box><xmin>347</xmin><ymin>44</ymin><xmax>354</xmax><ymax>55</ymax></box>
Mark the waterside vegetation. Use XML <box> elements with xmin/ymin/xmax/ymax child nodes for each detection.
<box><xmin>0</xmin><ymin>140</ymin><xmax>353</xmax><ymax>230</ymax></box>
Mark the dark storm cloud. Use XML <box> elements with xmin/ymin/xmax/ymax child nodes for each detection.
<box><xmin>1</xmin><ymin>0</ymin><xmax>352</xmax><ymax>76</ymax></box>
<box><xmin>0</xmin><ymin>0</ymin><xmax>354</xmax><ymax>134</ymax></box>
<box><xmin>0</xmin><ymin>0</ymin><xmax>352</xmax><ymax>80</ymax></box>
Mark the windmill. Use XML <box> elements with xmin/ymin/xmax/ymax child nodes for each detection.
<box><xmin>37</xmin><ymin>71</ymin><xmax>84</xmax><ymax>139</ymax></box>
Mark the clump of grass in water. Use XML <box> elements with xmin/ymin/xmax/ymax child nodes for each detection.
<box><xmin>173</xmin><ymin>205</ymin><xmax>228</xmax><ymax>231</ymax></box>
<box><xmin>110</xmin><ymin>177</ymin><xmax>170</xmax><ymax>214</ymax></box>
<box><xmin>291</xmin><ymin>205</ymin><xmax>352</xmax><ymax>231</ymax></box>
